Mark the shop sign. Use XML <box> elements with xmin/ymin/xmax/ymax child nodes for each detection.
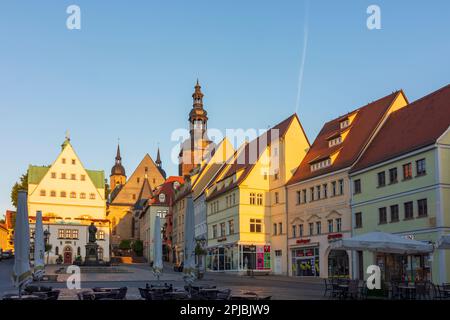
<box><xmin>296</xmin><ymin>239</ymin><xmax>311</xmax><ymax>244</ymax></box>
<box><xmin>327</xmin><ymin>233</ymin><xmax>343</xmax><ymax>241</ymax></box>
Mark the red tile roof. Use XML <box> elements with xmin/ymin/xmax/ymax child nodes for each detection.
<box><xmin>288</xmin><ymin>91</ymin><xmax>405</xmax><ymax>185</ymax></box>
<box><xmin>207</xmin><ymin>113</ymin><xmax>306</xmax><ymax>200</ymax></box>
<box><xmin>351</xmin><ymin>84</ymin><xmax>450</xmax><ymax>172</ymax></box>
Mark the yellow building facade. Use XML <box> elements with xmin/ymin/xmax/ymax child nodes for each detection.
<box><xmin>27</xmin><ymin>137</ymin><xmax>110</xmax><ymax>264</ymax></box>
<box><xmin>205</xmin><ymin>114</ymin><xmax>310</xmax><ymax>275</ymax></box>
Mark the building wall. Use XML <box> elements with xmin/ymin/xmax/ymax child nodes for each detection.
<box><xmin>0</xmin><ymin>225</ymin><xmax>8</xmax><ymax>252</ymax></box>
<box><xmin>287</xmin><ymin>170</ymin><xmax>352</xmax><ymax>278</ymax></box>
<box><xmin>140</xmin><ymin>205</ymin><xmax>168</xmax><ymax>263</ymax></box>
<box><xmin>30</xmin><ymin>222</ymin><xmax>110</xmax><ymax>264</ymax></box>
<box><xmin>351</xmin><ymin>147</ymin><xmax>449</xmax><ymax>283</ymax></box>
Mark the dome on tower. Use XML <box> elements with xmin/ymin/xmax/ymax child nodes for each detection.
<box><xmin>110</xmin><ymin>144</ymin><xmax>126</xmax><ymax>177</ymax></box>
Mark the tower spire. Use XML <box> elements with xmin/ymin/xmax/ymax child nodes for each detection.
<box><xmin>192</xmin><ymin>79</ymin><xmax>204</xmax><ymax>109</ymax></box>
<box><xmin>156</xmin><ymin>147</ymin><xmax>162</xmax><ymax>167</ymax></box>
<box><xmin>115</xmin><ymin>143</ymin><xmax>122</xmax><ymax>162</ymax></box>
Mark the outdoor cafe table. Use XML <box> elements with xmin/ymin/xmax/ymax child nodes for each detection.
<box><xmin>230</xmin><ymin>294</ymin><xmax>259</xmax><ymax>300</ymax></box>
<box><xmin>398</xmin><ymin>285</ymin><xmax>416</xmax><ymax>300</ymax></box>
<box><xmin>199</xmin><ymin>288</ymin><xmax>220</xmax><ymax>299</ymax></box>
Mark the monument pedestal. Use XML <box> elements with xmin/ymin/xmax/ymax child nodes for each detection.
<box><xmin>84</xmin><ymin>243</ymin><xmax>99</xmax><ymax>266</ymax></box>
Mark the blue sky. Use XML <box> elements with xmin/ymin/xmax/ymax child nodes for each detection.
<box><xmin>1</xmin><ymin>0</ymin><xmax>449</xmax><ymax>217</ymax></box>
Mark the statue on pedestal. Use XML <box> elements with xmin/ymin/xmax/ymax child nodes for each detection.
<box><xmin>88</xmin><ymin>222</ymin><xmax>97</xmax><ymax>243</ymax></box>
<box><xmin>84</xmin><ymin>222</ymin><xmax>100</xmax><ymax>265</ymax></box>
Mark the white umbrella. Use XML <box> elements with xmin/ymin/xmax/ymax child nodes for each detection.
<box><xmin>152</xmin><ymin>215</ymin><xmax>163</xmax><ymax>280</ymax></box>
<box><xmin>331</xmin><ymin>231</ymin><xmax>434</xmax><ymax>254</ymax></box>
<box><xmin>183</xmin><ymin>194</ymin><xmax>196</xmax><ymax>284</ymax></box>
<box><xmin>33</xmin><ymin>210</ymin><xmax>45</xmax><ymax>280</ymax></box>
<box><xmin>436</xmin><ymin>234</ymin><xmax>450</xmax><ymax>249</ymax></box>
<box><xmin>12</xmin><ymin>191</ymin><xmax>32</xmax><ymax>293</ymax></box>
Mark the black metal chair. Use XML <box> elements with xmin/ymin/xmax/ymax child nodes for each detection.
<box><xmin>323</xmin><ymin>279</ymin><xmax>333</xmax><ymax>297</ymax></box>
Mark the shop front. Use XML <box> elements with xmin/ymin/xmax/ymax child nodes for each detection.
<box><xmin>375</xmin><ymin>253</ymin><xmax>431</xmax><ymax>282</ymax></box>
<box><xmin>291</xmin><ymin>246</ymin><xmax>320</xmax><ymax>277</ymax></box>
<box><xmin>206</xmin><ymin>243</ymin><xmax>271</xmax><ymax>272</ymax></box>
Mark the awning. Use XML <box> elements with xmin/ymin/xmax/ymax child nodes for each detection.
<box><xmin>436</xmin><ymin>234</ymin><xmax>450</xmax><ymax>249</ymax></box>
<box><xmin>330</xmin><ymin>231</ymin><xmax>433</xmax><ymax>255</ymax></box>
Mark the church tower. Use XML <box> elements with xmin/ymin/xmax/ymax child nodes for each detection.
<box><xmin>179</xmin><ymin>80</ymin><xmax>214</xmax><ymax>176</ymax></box>
<box><xmin>110</xmin><ymin>144</ymin><xmax>126</xmax><ymax>190</ymax></box>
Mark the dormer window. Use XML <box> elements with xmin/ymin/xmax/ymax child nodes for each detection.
<box><xmin>340</xmin><ymin>119</ymin><xmax>350</xmax><ymax>129</ymax></box>
<box><xmin>311</xmin><ymin>158</ymin><xmax>331</xmax><ymax>172</ymax></box>
<box><xmin>329</xmin><ymin>136</ymin><xmax>342</xmax><ymax>147</ymax></box>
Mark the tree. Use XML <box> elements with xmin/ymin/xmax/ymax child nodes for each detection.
<box><xmin>119</xmin><ymin>239</ymin><xmax>131</xmax><ymax>250</ymax></box>
<box><xmin>10</xmin><ymin>172</ymin><xmax>28</xmax><ymax>208</ymax></box>
<box><xmin>132</xmin><ymin>240</ymin><xmax>143</xmax><ymax>257</ymax></box>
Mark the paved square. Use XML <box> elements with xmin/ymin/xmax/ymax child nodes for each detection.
<box><xmin>0</xmin><ymin>259</ymin><xmax>326</xmax><ymax>300</ymax></box>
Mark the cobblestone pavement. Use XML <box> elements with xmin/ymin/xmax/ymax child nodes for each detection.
<box><xmin>0</xmin><ymin>259</ymin><xmax>326</xmax><ymax>300</ymax></box>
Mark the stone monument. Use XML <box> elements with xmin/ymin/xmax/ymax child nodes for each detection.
<box><xmin>84</xmin><ymin>222</ymin><xmax>100</xmax><ymax>265</ymax></box>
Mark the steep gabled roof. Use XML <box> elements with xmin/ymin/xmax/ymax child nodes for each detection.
<box><xmin>288</xmin><ymin>91</ymin><xmax>406</xmax><ymax>185</ymax></box>
<box><xmin>206</xmin><ymin>113</ymin><xmax>304</xmax><ymax>200</ymax></box>
<box><xmin>351</xmin><ymin>84</ymin><xmax>450</xmax><ymax>173</ymax></box>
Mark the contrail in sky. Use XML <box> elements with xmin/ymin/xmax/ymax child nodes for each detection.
<box><xmin>295</xmin><ymin>0</ymin><xmax>310</xmax><ymax>114</ymax></box>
